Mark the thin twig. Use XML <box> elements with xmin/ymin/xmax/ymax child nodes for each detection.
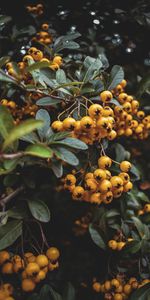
<box><xmin>0</xmin><ymin>152</ymin><xmax>24</xmax><ymax>160</ymax></box>
<box><xmin>0</xmin><ymin>186</ymin><xmax>24</xmax><ymax>208</ymax></box>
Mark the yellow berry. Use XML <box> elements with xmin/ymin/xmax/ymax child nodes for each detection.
<box><xmin>36</xmin><ymin>254</ymin><xmax>49</xmax><ymax>268</ymax></box>
<box><xmin>80</xmin><ymin>116</ymin><xmax>94</xmax><ymax>131</ymax></box>
<box><xmin>93</xmin><ymin>169</ymin><xmax>106</xmax><ymax>181</ymax></box>
<box><xmin>88</xmin><ymin>104</ymin><xmax>103</xmax><ymax>118</ymax></box>
<box><xmin>108</xmin><ymin>240</ymin><xmax>118</xmax><ymax>250</ymax></box>
<box><xmin>99</xmin><ymin>179</ymin><xmax>112</xmax><ymax>194</ymax></box>
<box><xmin>0</xmin><ymin>251</ymin><xmax>10</xmax><ymax>265</ymax></box>
<box><xmin>120</xmin><ymin>161</ymin><xmax>132</xmax><ymax>172</ymax></box>
<box><xmin>63</xmin><ymin>118</ymin><xmax>76</xmax><ymax>131</ymax></box>
<box><xmin>98</xmin><ymin>156</ymin><xmax>112</xmax><ymax>169</ymax></box>
<box><xmin>2</xmin><ymin>262</ymin><xmax>13</xmax><ymax>274</ymax></box>
<box><xmin>26</xmin><ymin>262</ymin><xmax>40</xmax><ymax>276</ymax></box>
<box><xmin>92</xmin><ymin>282</ymin><xmax>101</xmax><ymax>292</ymax></box>
<box><xmin>100</xmin><ymin>91</ymin><xmax>113</xmax><ymax>103</ymax></box>
<box><xmin>46</xmin><ymin>247</ymin><xmax>60</xmax><ymax>261</ymax></box>
<box><xmin>22</xmin><ymin>279</ymin><xmax>36</xmax><ymax>292</ymax></box>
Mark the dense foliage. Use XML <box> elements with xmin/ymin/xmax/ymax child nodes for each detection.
<box><xmin>0</xmin><ymin>2</ymin><xmax>150</xmax><ymax>300</ymax></box>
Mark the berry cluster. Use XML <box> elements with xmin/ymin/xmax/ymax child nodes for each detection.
<box><xmin>52</xmin><ymin>86</ymin><xmax>150</xmax><ymax>144</ymax></box>
<box><xmin>138</xmin><ymin>203</ymin><xmax>150</xmax><ymax>216</ymax></box>
<box><xmin>63</xmin><ymin>157</ymin><xmax>132</xmax><ymax>204</ymax></box>
<box><xmin>0</xmin><ymin>283</ymin><xmax>14</xmax><ymax>300</ymax></box>
<box><xmin>26</xmin><ymin>3</ymin><xmax>44</xmax><ymax>16</ymax></box>
<box><xmin>32</xmin><ymin>23</ymin><xmax>53</xmax><ymax>45</ymax></box>
<box><xmin>0</xmin><ymin>247</ymin><xmax>60</xmax><ymax>294</ymax></box>
<box><xmin>92</xmin><ymin>276</ymin><xmax>150</xmax><ymax>299</ymax></box>
<box><xmin>5</xmin><ymin>48</ymin><xmax>62</xmax><ymax>80</ymax></box>
<box><xmin>108</xmin><ymin>238</ymin><xmax>133</xmax><ymax>251</ymax></box>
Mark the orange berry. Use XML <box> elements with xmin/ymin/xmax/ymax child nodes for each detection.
<box><xmin>46</xmin><ymin>247</ymin><xmax>60</xmax><ymax>261</ymax></box>
<box><xmin>22</xmin><ymin>279</ymin><xmax>36</xmax><ymax>292</ymax></box>
<box><xmin>100</xmin><ymin>91</ymin><xmax>113</xmax><ymax>103</ymax></box>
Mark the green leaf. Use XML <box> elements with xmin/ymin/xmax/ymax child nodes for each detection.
<box><xmin>0</xmin><ymin>220</ymin><xmax>22</xmax><ymax>250</ymax></box>
<box><xmin>56</xmin><ymin>69</ymin><xmax>67</xmax><ymax>84</ymax></box>
<box><xmin>123</xmin><ymin>240</ymin><xmax>142</xmax><ymax>254</ymax></box>
<box><xmin>110</xmin><ymin>98</ymin><xmax>122</xmax><ymax>106</ymax></box>
<box><xmin>132</xmin><ymin>217</ymin><xmax>145</xmax><ymax>238</ymax></box>
<box><xmin>0</xmin><ymin>15</ymin><xmax>12</xmax><ymax>25</ymax></box>
<box><xmin>0</xmin><ymin>69</ymin><xmax>17</xmax><ymax>84</ymax></box>
<box><xmin>114</xmin><ymin>143</ymin><xmax>129</xmax><ymax>162</ymax></box>
<box><xmin>0</xmin><ymin>106</ymin><xmax>14</xmax><ymax>140</ymax></box>
<box><xmin>107</xmin><ymin>65</ymin><xmax>124</xmax><ymax>90</ymax></box>
<box><xmin>25</xmin><ymin>144</ymin><xmax>53</xmax><ymax>158</ymax></box>
<box><xmin>26</xmin><ymin>61</ymin><xmax>50</xmax><ymax>72</ymax></box>
<box><xmin>36</xmin><ymin>109</ymin><xmax>50</xmax><ymax>139</ymax></box>
<box><xmin>39</xmin><ymin>285</ymin><xmax>62</xmax><ymax>300</ymax></box>
<box><xmin>82</xmin><ymin>56</ymin><xmax>103</xmax><ymax>83</ymax></box>
<box><xmin>0</xmin><ymin>56</ymin><xmax>10</xmax><ymax>68</ymax></box>
<box><xmin>27</xmin><ymin>199</ymin><xmax>50</xmax><ymax>222</ymax></box>
<box><xmin>63</xmin><ymin>283</ymin><xmax>76</xmax><ymax>300</ymax></box>
<box><xmin>51</xmin><ymin>138</ymin><xmax>88</xmax><ymax>150</ymax></box>
<box><xmin>36</xmin><ymin>96</ymin><xmax>62</xmax><ymax>106</ymax></box>
<box><xmin>130</xmin><ymin>165</ymin><xmax>141</xmax><ymax>181</ymax></box>
<box><xmin>2</xmin><ymin>119</ymin><xmax>43</xmax><ymax>150</ymax></box>
<box><xmin>51</xmin><ymin>160</ymin><xmax>63</xmax><ymax>178</ymax></box>
<box><xmin>49</xmin><ymin>132</ymin><xmax>70</xmax><ymax>142</ymax></box>
<box><xmin>130</xmin><ymin>283</ymin><xmax>150</xmax><ymax>300</ymax></box>
<box><xmin>89</xmin><ymin>224</ymin><xmax>106</xmax><ymax>250</ymax></box>
<box><xmin>53</xmin><ymin>147</ymin><xmax>79</xmax><ymax>166</ymax></box>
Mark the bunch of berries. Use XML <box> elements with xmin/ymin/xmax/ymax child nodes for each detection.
<box><xmin>92</xmin><ymin>276</ymin><xmax>150</xmax><ymax>299</ymax></box>
<box><xmin>0</xmin><ymin>247</ymin><xmax>60</xmax><ymax>293</ymax></box>
<box><xmin>32</xmin><ymin>23</ymin><xmax>53</xmax><ymax>45</ymax></box>
<box><xmin>108</xmin><ymin>238</ymin><xmax>133</xmax><ymax>251</ymax></box>
<box><xmin>5</xmin><ymin>48</ymin><xmax>62</xmax><ymax>81</ymax></box>
<box><xmin>26</xmin><ymin>3</ymin><xmax>44</xmax><ymax>16</ymax></box>
<box><xmin>0</xmin><ymin>283</ymin><xmax>14</xmax><ymax>300</ymax></box>
<box><xmin>138</xmin><ymin>203</ymin><xmax>150</xmax><ymax>216</ymax></box>
<box><xmin>52</xmin><ymin>82</ymin><xmax>150</xmax><ymax>144</ymax></box>
<box><xmin>63</xmin><ymin>157</ymin><xmax>132</xmax><ymax>204</ymax></box>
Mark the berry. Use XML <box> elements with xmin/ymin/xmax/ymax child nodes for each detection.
<box><xmin>108</xmin><ymin>240</ymin><xmax>118</xmax><ymax>250</ymax></box>
<box><xmin>144</xmin><ymin>204</ymin><xmax>150</xmax><ymax>213</ymax></box>
<box><xmin>85</xmin><ymin>179</ymin><xmax>97</xmax><ymax>192</ymax></box>
<box><xmin>46</xmin><ymin>247</ymin><xmax>60</xmax><ymax>261</ymax></box>
<box><xmin>80</xmin><ymin>116</ymin><xmax>94</xmax><ymax>131</ymax></box>
<box><xmin>2</xmin><ymin>262</ymin><xmax>13</xmax><ymax>274</ymax></box>
<box><xmin>63</xmin><ymin>118</ymin><xmax>76</xmax><ymax>131</ymax></box>
<box><xmin>53</xmin><ymin>56</ymin><xmax>63</xmax><ymax>66</ymax></box>
<box><xmin>65</xmin><ymin>174</ymin><xmax>76</xmax><ymax>186</ymax></box>
<box><xmin>120</xmin><ymin>161</ymin><xmax>132</xmax><ymax>172</ymax></box>
<box><xmin>98</xmin><ymin>156</ymin><xmax>112</xmax><ymax>169</ymax></box>
<box><xmin>88</xmin><ymin>104</ymin><xmax>103</xmax><ymax>118</ymax></box>
<box><xmin>72</xmin><ymin>186</ymin><xmax>85</xmax><ymax>200</ymax></box>
<box><xmin>36</xmin><ymin>255</ymin><xmax>49</xmax><ymax>268</ymax></box>
<box><xmin>22</xmin><ymin>279</ymin><xmax>36</xmax><ymax>292</ymax></box>
<box><xmin>52</xmin><ymin>121</ymin><xmax>63</xmax><ymax>132</ymax></box>
<box><xmin>99</xmin><ymin>180</ymin><xmax>112</xmax><ymax>194</ymax></box>
<box><xmin>24</xmin><ymin>252</ymin><xmax>36</xmax><ymax>263</ymax></box>
<box><xmin>101</xmin><ymin>191</ymin><xmax>113</xmax><ymax>204</ymax></box>
<box><xmin>92</xmin><ymin>282</ymin><xmax>101</xmax><ymax>292</ymax></box>
<box><xmin>0</xmin><ymin>251</ymin><xmax>10</xmax><ymax>265</ymax></box>
<box><xmin>26</xmin><ymin>262</ymin><xmax>40</xmax><ymax>276</ymax></box>
<box><xmin>110</xmin><ymin>176</ymin><xmax>123</xmax><ymax>188</ymax></box>
<box><xmin>123</xmin><ymin>284</ymin><xmax>132</xmax><ymax>295</ymax></box>
<box><xmin>100</xmin><ymin>91</ymin><xmax>113</xmax><ymax>103</ymax></box>
<box><xmin>93</xmin><ymin>169</ymin><xmax>106</xmax><ymax>181</ymax></box>
<box><xmin>117</xmin><ymin>242</ymin><xmax>126</xmax><ymax>251</ymax></box>
<box><xmin>123</xmin><ymin>181</ymin><xmax>133</xmax><ymax>192</ymax></box>
<box><xmin>114</xmin><ymin>294</ymin><xmax>123</xmax><ymax>300</ymax></box>
<box><xmin>111</xmin><ymin>279</ymin><xmax>120</xmax><ymax>288</ymax></box>
<box><xmin>119</xmin><ymin>172</ymin><xmax>130</xmax><ymax>184</ymax></box>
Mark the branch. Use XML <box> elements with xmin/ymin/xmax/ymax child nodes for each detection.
<box><xmin>0</xmin><ymin>186</ymin><xmax>24</xmax><ymax>208</ymax></box>
<box><xmin>0</xmin><ymin>152</ymin><xmax>24</xmax><ymax>160</ymax></box>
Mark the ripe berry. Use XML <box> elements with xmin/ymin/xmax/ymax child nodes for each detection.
<box><xmin>114</xmin><ymin>294</ymin><xmax>123</xmax><ymax>300</ymax></box>
<box><xmin>22</xmin><ymin>279</ymin><xmax>36</xmax><ymax>292</ymax></box>
<box><xmin>120</xmin><ymin>161</ymin><xmax>132</xmax><ymax>172</ymax></box>
<box><xmin>100</xmin><ymin>91</ymin><xmax>113</xmax><ymax>103</ymax></box>
<box><xmin>36</xmin><ymin>255</ymin><xmax>49</xmax><ymax>268</ymax></box>
<box><xmin>65</xmin><ymin>174</ymin><xmax>76</xmax><ymax>186</ymax></box>
<box><xmin>110</xmin><ymin>176</ymin><xmax>123</xmax><ymax>188</ymax></box>
<box><xmin>24</xmin><ymin>252</ymin><xmax>36</xmax><ymax>263</ymax></box>
<box><xmin>144</xmin><ymin>204</ymin><xmax>150</xmax><ymax>213</ymax></box>
<box><xmin>53</xmin><ymin>56</ymin><xmax>63</xmax><ymax>66</ymax></box>
<box><xmin>46</xmin><ymin>247</ymin><xmax>60</xmax><ymax>261</ymax></box>
<box><xmin>92</xmin><ymin>282</ymin><xmax>101</xmax><ymax>292</ymax></box>
<box><xmin>0</xmin><ymin>251</ymin><xmax>10</xmax><ymax>265</ymax></box>
<box><xmin>101</xmin><ymin>191</ymin><xmax>113</xmax><ymax>204</ymax></box>
<box><xmin>99</xmin><ymin>180</ymin><xmax>112</xmax><ymax>193</ymax></box>
<box><xmin>52</xmin><ymin>120</ymin><xmax>63</xmax><ymax>132</ymax></box>
<box><xmin>111</xmin><ymin>279</ymin><xmax>120</xmax><ymax>288</ymax></box>
<box><xmin>108</xmin><ymin>240</ymin><xmax>117</xmax><ymax>250</ymax></box>
<box><xmin>123</xmin><ymin>284</ymin><xmax>132</xmax><ymax>295</ymax></box>
<box><xmin>85</xmin><ymin>179</ymin><xmax>97</xmax><ymax>192</ymax></box>
<box><xmin>93</xmin><ymin>169</ymin><xmax>106</xmax><ymax>181</ymax></box>
<box><xmin>98</xmin><ymin>156</ymin><xmax>112</xmax><ymax>169</ymax></box>
<box><xmin>80</xmin><ymin>116</ymin><xmax>94</xmax><ymax>130</ymax></box>
<box><xmin>88</xmin><ymin>104</ymin><xmax>103</xmax><ymax>118</ymax></box>
<box><xmin>72</xmin><ymin>186</ymin><xmax>85</xmax><ymax>200</ymax></box>
<box><xmin>117</xmin><ymin>242</ymin><xmax>126</xmax><ymax>251</ymax></box>
<box><xmin>90</xmin><ymin>193</ymin><xmax>102</xmax><ymax>204</ymax></box>
<box><xmin>123</xmin><ymin>181</ymin><xmax>133</xmax><ymax>192</ymax></box>
<box><xmin>119</xmin><ymin>173</ymin><xmax>130</xmax><ymax>184</ymax></box>
<box><xmin>26</xmin><ymin>262</ymin><xmax>40</xmax><ymax>276</ymax></box>
<box><xmin>63</xmin><ymin>118</ymin><xmax>76</xmax><ymax>131</ymax></box>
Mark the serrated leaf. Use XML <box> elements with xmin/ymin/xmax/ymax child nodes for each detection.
<box><xmin>107</xmin><ymin>65</ymin><xmax>124</xmax><ymax>90</ymax></box>
<box><xmin>0</xmin><ymin>220</ymin><xmax>22</xmax><ymax>250</ymax></box>
<box><xmin>36</xmin><ymin>96</ymin><xmax>62</xmax><ymax>106</ymax></box>
<box><xmin>27</xmin><ymin>199</ymin><xmax>50</xmax><ymax>222</ymax></box>
<box><xmin>2</xmin><ymin>119</ymin><xmax>43</xmax><ymax>150</ymax></box>
<box><xmin>25</xmin><ymin>144</ymin><xmax>53</xmax><ymax>158</ymax></box>
<box><xmin>36</xmin><ymin>109</ymin><xmax>50</xmax><ymax>140</ymax></box>
<box><xmin>53</xmin><ymin>147</ymin><xmax>79</xmax><ymax>166</ymax></box>
<box><xmin>89</xmin><ymin>224</ymin><xmax>106</xmax><ymax>250</ymax></box>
